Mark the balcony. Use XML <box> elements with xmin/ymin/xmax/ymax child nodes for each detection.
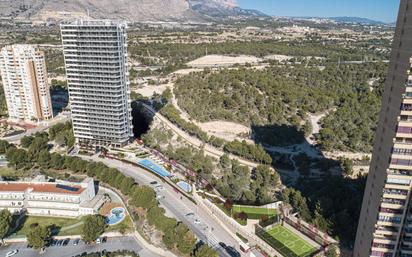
<box><xmin>380</xmin><ymin>207</ymin><xmax>404</xmax><ymax>215</ymax></box>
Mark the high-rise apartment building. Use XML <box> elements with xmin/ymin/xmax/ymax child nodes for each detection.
<box><xmin>354</xmin><ymin>1</ymin><xmax>412</xmax><ymax>256</ymax></box>
<box><xmin>60</xmin><ymin>20</ymin><xmax>133</xmax><ymax>147</ymax></box>
<box><xmin>0</xmin><ymin>45</ymin><xmax>53</xmax><ymax>122</ymax></box>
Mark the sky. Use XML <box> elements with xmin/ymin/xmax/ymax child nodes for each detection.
<box><xmin>237</xmin><ymin>0</ymin><xmax>400</xmax><ymax>23</ymax></box>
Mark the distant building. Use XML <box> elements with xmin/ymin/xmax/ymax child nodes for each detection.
<box><xmin>354</xmin><ymin>1</ymin><xmax>412</xmax><ymax>256</ymax></box>
<box><xmin>0</xmin><ymin>176</ymin><xmax>105</xmax><ymax>217</ymax></box>
<box><xmin>0</xmin><ymin>44</ymin><xmax>53</xmax><ymax>122</ymax></box>
<box><xmin>60</xmin><ymin>20</ymin><xmax>133</xmax><ymax>148</ymax></box>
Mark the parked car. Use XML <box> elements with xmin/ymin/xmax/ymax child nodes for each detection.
<box><xmin>194</xmin><ymin>219</ymin><xmax>201</xmax><ymax>225</ymax></box>
<box><xmin>150</xmin><ymin>181</ymin><xmax>157</xmax><ymax>185</ymax></box>
<box><xmin>101</xmin><ymin>236</ymin><xmax>107</xmax><ymax>243</ymax></box>
<box><xmin>73</xmin><ymin>238</ymin><xmax>80</xmax><ymax>246</ymax></box>
<box><xmin>96</xmin><ymin>238</ymin><xmax>101</xmax><ymax>244</ymax></box>
<box><xmin>6</xmin><ymin>249</ymin><xmax>18</xmax><ymax>257</ymax></box>
<box><xmin>155</xmin><ymin>184</ymin><xmax>164</xmax><ymax>189</ymax></box>
<box><xmin>225</xmin><ymin>246</ymin><xmax>241</xmax><ymax>257</ymax></box>
<box><xmin>63</xmin><ymin>238</ymin><xmax>70</xmax><ymax>246</ymax></box>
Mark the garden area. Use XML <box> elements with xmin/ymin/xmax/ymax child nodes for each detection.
<box><xmin>217</xmin><ymin>200</ymin><xmax>278</xmax><ymax>226</ymax></box>
<box><xmin>257</xmin><ymin>225</ymin><xmax>316</xmax><ymax>257</ymax></box>
<box><xmin>232</xmin><ymin>205</ymin><xmax>277</xmax><ymax>219</ymax></box>
<box><xmin>12</xmin><ymin>216</ymin><xmax>82</xmax><ymax>237</ymax></box>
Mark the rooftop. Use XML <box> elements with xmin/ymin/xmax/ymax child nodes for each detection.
<box><xmin>0</xmin><ymin>182</ymin><xmax>85</xmax><ymax>195</ymax></box>
<box><xmin>60</xmin><ymin>19</ymin><xmax>126</xmax><ymax>27</ymax></box>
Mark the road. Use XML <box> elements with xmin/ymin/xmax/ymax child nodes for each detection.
<box><xmin>80</xmin><ymin>155</ymin><xmax>244</xmax><ymax>257</ymax></box>
<box><xmin>141</xmin><ymin>103</ymin><xmax>258</xmax><ymax>168</ymax></box>
<box><xmin>3</xmin><ymin>113</ymin><xmax>70</xmax><ymax>143</ymax></box>
<box><xmin>0</xmin><ymin>236</ymin><xmax>159</xmax><ymax>257</ymax></box>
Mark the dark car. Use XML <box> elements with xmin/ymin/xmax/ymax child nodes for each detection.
<box><xmin>63</xmin><ymin>238</ymin><xmax>70</xmax><ymax>246</ymax></box>
<box><xmin>219</xmin><ymin>242</ymin><xmax>227</xmax><ymax>248</ymax></box>
<box><xmin>101</xmin><ymin>236</ymin><xmax>107</xmax><ymax>243</ymax></box>
<box><xmin>225</xmin><ymin>246</ymin><xmax>241</xmax><ymax>257</ymax></box>
<box><xmin>150</xmin><ymin>181</ymin><xmax>158</xmax><ymax>185</ymax></box>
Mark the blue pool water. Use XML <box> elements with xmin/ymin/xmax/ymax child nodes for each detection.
<box><xmin>138</xmin><ymin>159</ymin><xmax>170</xmax><ymax>177</ymax></box>
<box><xmin>177</xmin><ymin>181</ymin><xmax>192</xmax><ymax>193</ymax></box>
<box><xmin>106</xmin><ymin>207</ymin><xmax>126</xmax><ymax>226</ymax></box>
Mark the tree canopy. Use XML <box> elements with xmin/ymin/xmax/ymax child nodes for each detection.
<box><xmin>81</xmin><ymin>215</ymin><xmax>106</xmax><ymax>243</ymax></box>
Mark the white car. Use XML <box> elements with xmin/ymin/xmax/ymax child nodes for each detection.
<box><xmin>6</xmin><ymin>250</ymin><xmax>18</xmax><ymax>257</ymax></box>
<box><xmin>96</xmin><ymin>238</ymin><xmax>101</xmax><ymax>244</ymax></box>
<box><xmin>155</xmin><ymin>185</ymin><xmax>164</xmax><ymax>191</ymax></box>
<box><xmin>156</xmin><ymin>195</ymin><xmax>165</xmax><ymax>200</ymax></box>
<box><xmin>194</xmin><ymin>219</ymin><xmax>201</xmax><ymax>225</ymax></box>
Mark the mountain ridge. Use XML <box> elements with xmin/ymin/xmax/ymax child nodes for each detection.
<box><xmin>0</xmin><ymin>0</ymin><xmax>267</xmax><ymax>23</ymax></box>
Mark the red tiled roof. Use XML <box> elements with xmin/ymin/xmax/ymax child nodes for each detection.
<box><xmin>0</xmin><ymin>183</ymin><xmax>85</xmax><ymax>195</ymax></box>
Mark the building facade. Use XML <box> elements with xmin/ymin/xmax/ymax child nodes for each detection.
<box><xmin>0</xmin><ymin>176</ymin><xmax>105</xmax><ymax>217</ymax></box>
<box><xmin>0</xmin><ymin>45</ymin><xmax>53</xmax><ymax>122</ymax></box>
<box><xmin>60</xmin><ymin>20</ymin><xmax>133</xmax><ymax>148</ymax></box>
<box><xmin>354</xmin><ymin>1</ymin><xmax>412</xmax><ymax>256</ymax></box>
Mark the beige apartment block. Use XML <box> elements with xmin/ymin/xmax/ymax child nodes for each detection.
<box><xmin>354</xmin><ymin>0</ymin><xmax>412</xmax><ymax>256</ymax></box>
<box><xmin>0</xmin><ymin>44</ymin><xmax>53</xmax><ymax>122</ymax></box>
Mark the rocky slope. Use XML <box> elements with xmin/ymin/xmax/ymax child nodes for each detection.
<box><xmin>0</xmin><ymin>0</ymin><xmax>199</xmax><ymax>22</ymax></box>
<box><xmin>0</xmin><ymin>0</ymin><xmax>265</xmax><ymax>23</ymax></box>
<box><xmin>188</xmin><ymin>0</ymin><xmax>267</xmax><ymax>18</ymax></box>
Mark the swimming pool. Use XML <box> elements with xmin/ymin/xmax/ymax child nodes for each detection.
<box><xmin>176</xmin><ymin>181</ymin><xmax>192</xmax><ymax>193</ymax></box>
<box><xmin>106</xmin><ymin>207</ymin><xmax>126</xmax><ymax>226</ymax></box>
<box><xmin>138</xmin><ymin>159</ymin><xmax>170</xmax><ymax>177</ymax></box>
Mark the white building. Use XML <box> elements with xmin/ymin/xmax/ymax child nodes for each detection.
<box><xmin>0</xmin><ymin>177</ymin><xmax>105</xmax><ymax>217</ymax></box>
<box><xmin>0</xmin><ymin>45</ymin><xmax>53</xmax><ymax>122</ymax></box>
<box><xmin>60</xmin><ymin>20</ymin><xmax>133</xmax><ymax>148</ymax></box>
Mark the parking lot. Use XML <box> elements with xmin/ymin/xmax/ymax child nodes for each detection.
<box><xmin>0</xmin><ymin>236</ymin><xmax>157</xmax><ymax>257</ymax></box>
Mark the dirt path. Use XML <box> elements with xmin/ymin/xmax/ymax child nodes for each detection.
<box><xmin>306</xmin><ymin>109</ymin><xmax>335</xmax><ymax>145</ymax></box>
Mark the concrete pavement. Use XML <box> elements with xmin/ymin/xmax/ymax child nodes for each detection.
<box><xmin>3</xmin><ymin>113</ymin><xmax>70</xmax><ymax>143</ymax></box>
<box><xmin>80</xmin><ymin>155</ymin><xmax>245</xmax><ymax>257</ymax></box>
<box><xmin>0</xmin><ymin>236</ymin><xmax>159</xmax><ymax>257</ymax></box>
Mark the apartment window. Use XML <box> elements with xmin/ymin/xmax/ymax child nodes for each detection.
<box><xmin>393</xmin><ymin>147</ymin><xmax>412</xmax><ymax>155</ymax></box>
<box><xmin>397</xmin><ymin>126</ymin><xmax>412</xmax><ymax>134</ymax></box>
<box><xmin>391</xmin><ymin>158</ymin><xmax>412</xmax><ymax>166</ymax></box>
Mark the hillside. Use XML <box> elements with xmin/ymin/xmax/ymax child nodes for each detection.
<box><xmin>0</xmin><ymin>0</ymin><xmax>266</xmax><ymax>23</ymax></box>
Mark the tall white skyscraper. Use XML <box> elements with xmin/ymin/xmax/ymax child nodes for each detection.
<box><xmin>0</xmin><ymin>44</ymin><xmax>53</xmax><ymax>122</ymax></box>
<box><xmin>60</xmin><ymin>20</ymin><xmax>133</xmax><ymax>147</ymax></box>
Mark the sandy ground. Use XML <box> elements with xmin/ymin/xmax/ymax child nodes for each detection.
<box><xmin>264</xmin><ymin>54</ymin><xmax>293</xmax><ymax>62</ymax></box>
<box><xmin>323</xmin><ymin>151</ymin><xmax>371</xmax><ymax>160</ymax></box>
<box><xmin>136</xmin><ymin>83</ymin><xmax>171</xmax><ymax>97</ymax></box>
<box><xmin>198</xmin><ymin>121</ymin><xmax>252</xmax><ymax>142</ymax></box>
<box><xmin>353</xmin><ymin>165</ymin><xmax>370</xmax><ymax>176</ymax></box>
<box><xmin>172</xmin><ymin>68</ymin><xmax>204</xmax><ymax>75</ymax></box>
<box><xmin>187</xmin><ymin>54</ymin><xmax>262</xmax><ymax>67</ymax></box>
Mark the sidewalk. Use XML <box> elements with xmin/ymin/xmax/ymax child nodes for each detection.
<box><xmin>193</xmin><ymin>187</ymin><xmax>282</xmax><ymax>257</ymax></box>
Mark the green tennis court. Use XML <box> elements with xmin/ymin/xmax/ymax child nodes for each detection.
<box><xmin>258</xmin><ymin>225</ymin><xmax>316</xmax><ymax>257</ymax></box>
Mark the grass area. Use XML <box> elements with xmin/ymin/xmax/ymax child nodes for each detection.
<box><xmin>232</xmin><ymin>205</ymin><xmax>277</xmax><ymax>219</ymax></box>
<box><xmin>0</xmin><ymin>167</ymin><xmax>29</xmax><ymax>178</ymax></box>
<box><xmin>258</xmin><ymin>225</ymin><xmax>316</xmax><ymax>257</ymax></box>
<box><xmin>13</xmin><ymin>216</ymin><xmax>82</xmax><ymax>237</ymax></box>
